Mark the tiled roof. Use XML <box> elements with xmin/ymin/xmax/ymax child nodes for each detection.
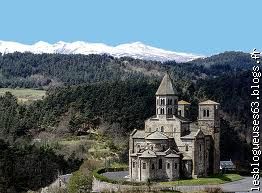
<box><xmin>131</xmin><ymin>129</ymin><xmax>145</xmax><ymax>139</ymax></box>
<box><xmin>165</xmin><ymin>153</ymin><xmax>180</xmax><ymax>158</ymax></box>
<box><xmin>164</xmin><ymin>148</ymin><xmax>180</xmax><ymax>158</ymax></box>
<box><xmin>182</xmin><ymin>155</ymin><xmax>192</xmax><ymax>160</ymax></box>
<box><xmin>146</xmin><ymin>131</ymin><xmax>169</xmax><ymax>140</ymax></box>
<box><xmin>178</xmin><ymin>100</ymin><xmax>191</xmax><ymax>105</ymax></box>
<box><xmin>155</xmin><ymin>152</ymin><xmax>167</xmax><ymax>156</ymax></box>
<box><xmin>180</xmin><ymin>129</ymin><xmax>202</xmax><ymax>139</ymax></box>
<box><xmin>199</xmin><ymin>100</ymin><xmax>219</xmax><ymax>105</ymax></box>
<box><xmin>156</xmin><ymin>73</ymin><xmax>177</xmax><ymax>95</ymax></box>
<box><xmin>139</xmin><ymin>150</ymin><xmax>157</xmax><ymax>158</ymax></box>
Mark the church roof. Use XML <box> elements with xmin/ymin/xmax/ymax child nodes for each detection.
<box><xmin>146</xmin><ymin>131</ymin><xmax>169</xmax><ymax>140</ymax></box>
<box><xmin>155</xmin><ymin>152</ymin><xmax>167</xmax><ymax>156</ymax></box>
<box><xmin>178</xmin><ymin>100</ymin><xmax>191</xmax><ymax>105</ymax></box>
<box><xmin>139</xmin><ymin>150</ymin><xmax>157</xmax><ymax>158</ymax></box>
<box><xmin>199</xmin><ymin>100</ymin><xmax>219</xmax><ymax>105</ymax></box>
<box><xmin>165</xmin><ymin>153</ymin><xmax>180</xmax><ymax>158</ymax></box>
<box><xmin>130</xmin><ymin>129</ymin><xmax>145</xmax><ymax>139</ymax></box>
<box><xmin>164</xmin><ymin>148</ymin><xmax>180</xmax><ymax>158</ymax></box>
<box><xmin>182</xmin><ymin>155</ymin><xmax>192</xmax><ymax>160</ymax></box>
<box><xmin>180</xmin><ymin>129</ymin><xmax>203</xmax><ymax>139</ymax></box>
<box><xmin>156</xmin><ymin>73</ymin><xmax>177</xmax><ymax>95</ymax></box>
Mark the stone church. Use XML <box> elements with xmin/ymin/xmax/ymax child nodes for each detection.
<box><xmin>129</xmin><ymin>73</ymin><xmax>220</xmax><ymax>182</ymax></box>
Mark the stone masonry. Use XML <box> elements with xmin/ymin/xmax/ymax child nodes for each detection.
<box><xmin>129</xmin><ymin>73</ymin><xmax>220</xmax><ymax>182</ymax></box>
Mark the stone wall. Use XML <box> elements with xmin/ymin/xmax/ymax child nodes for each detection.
<box><xmin>194</xmin><ymin>138</ymin><xmax>206</xmax><ymax>176</ymax></box>
<box><xmin>92</xmin><ymin>177</ymin><xmax>223</xmax><ymax>193</ymax></box>
<box><xmin>145</xmin><ymin>118</ymin><xmax>178</xmax><ymax>137</ymax></box>
<box><xmin>92</xmin><ymin>177</ymin><xmax>132</xmax><ymax>192</ymax></box>
<box><xmin>166</xmin><ymin>157</ymin><xmax>180</xmax><ymax>180</ymax></box>
<box><xmin>198</xmin><ymin>119</ymin><xmax>220</xmax><ymax>174</ymax></box>
<box><xmin>131</xmin><ymin>156</ymin><xmax>180</xmax><ymax>182</ymax></box>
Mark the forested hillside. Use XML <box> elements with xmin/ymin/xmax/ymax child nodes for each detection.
<box><xmin>0</xmin><ymin>51</ymin><xmax>254</xmax><ymax>88</ymax></box>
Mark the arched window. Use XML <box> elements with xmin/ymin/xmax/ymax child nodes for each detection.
<box><xmin>160</xmin><ymin>108</ymin><xmax>164</xmax><ymax>114</ymax></box>
<box><xmin>167</xmin><ymin>163</ymin><xmax>170</xmax><ymax>169</ymax></box>
<box><xmin>185</xmin><ymin>144</ymin><xmax>189</xmax><ymax>151</ymax></box>
<box><xmin>203</xmin><ymin>109</ymin><xmax>206</xmax><ymax>117</ymax></box>
<box><xmin>199</xmin><ymin>144</ymin><xmax>202</xmax><ymax>152</ymax></box>
<box><xmin>156</xmin><ymin>99</ymin><xmax>159</xmax><ymax>105</ymax></box>
<box><xmin>161</xmin><ymin>126</ymin><xmax>164</xmax><ymax>132</ymax></box>
<box><xmin>152</xmin><ymin>164</ymin><xmax>155</xmax><ymax>169</ymax></box>
<box><xmin>133</xmin><ymin>162</ymin><xmax>136</xmax><ymax>168</ymax></box>
<box><xmin>167</xmin><ymin>99</ymin><xmax>172</xmax><ymax>105</ymax></box>
<box><xmin>137</xmin><ymin>144</ymin><xmax>141</xmax><ymax>152</ymax></box>
<box><xmin>178</xmin><ymin>110</ymin><xmax>182</xmax><ymax>116</ymax></box>
<box><xmin>160</xmin><ymin>99</ymin><xmax>165</xmax><ymax>105</ymax></box>
<box><xmin>159</xmin><ymin>159</ymin><xmax>162</xmax><ymax>169</ymax></box>
<box><xmin>167</xmin><ymin>108</ymin><xmax>172</xmax><ymax>115</ymax></box>
<box><xmin>206</xmin><ymin>109</ymin><xmax>210</xmax><ymax>117</ymax></box>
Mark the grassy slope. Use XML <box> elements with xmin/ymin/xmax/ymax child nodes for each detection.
<box><xmin>159</xmin><ymin>174</ymin><xmax>243</xmax><ymax>186</ymax></box>
<box><xmin>35</xmin><ymin>133</ymin><xmax>123</xmax><ymax>162</ymax></box>
<box><xmin>0</xmin><ymin>88</ymin><xmax>46</xmax><ymax>103</ymax></box>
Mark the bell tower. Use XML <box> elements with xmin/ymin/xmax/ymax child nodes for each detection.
<box><xmin>156</xmin><ymin>73</ymin><xmax>178</xmax><ymax>119</ymax></box>
<box><xmin>198</xmin><ymin>100</ymin><xmax>220</xmax><ymax>174</ymax></box>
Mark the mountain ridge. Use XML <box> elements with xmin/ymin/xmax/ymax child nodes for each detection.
<box><xmin>0</xmin><ymin>40</ymin><xmax>203</xmax><ymax>63</ymax></box>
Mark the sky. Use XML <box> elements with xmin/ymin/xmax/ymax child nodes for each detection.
<box><xmin>0</xmin><ymin>0</ymin><xmax>261</xmax><ymax>55</ymax></box>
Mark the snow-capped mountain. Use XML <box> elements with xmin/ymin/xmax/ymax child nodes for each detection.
<box><xmin>0</xmin><ymin>40</ymin><xmax>203</xmax><ymax>62</ymax></box>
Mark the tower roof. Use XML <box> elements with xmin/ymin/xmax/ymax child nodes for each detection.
<box><xmin>178</xmin><ymin>100</ymin><xmax>191</xmax><ymax>105</ymax></box>
<box><xmin>199</xmin><ymin>100</ymin><xmax>219</xmax><ymax>105</ymax></box>
<box><xmin>165</xmin><ymin>153</ymin><xmax>180</xmax><ymax>158</ymax></box>
<box><xmin>156</xmin><ymin>73</ymin><xmax>177</xmax><ymax>95</ymax></box>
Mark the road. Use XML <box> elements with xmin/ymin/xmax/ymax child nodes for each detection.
<box><xmin>221</xmin><ymin>177</ymin><xmax>260</xmax><ymax>193</ymax></box>
<box><xmin>172</xmin><ymin>177</ymin><xmax>260</xmax><ymax>193</ymax></box>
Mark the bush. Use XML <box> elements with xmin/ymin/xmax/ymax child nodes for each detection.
<box><xmin>67</xmin><ymin>171</ymin><xmax>92</xmax><ymax>193</ymax></box>
<box><xmin>204</xmin><ymin>187</ymin><xmax>223</xmax><ymax>193</ymax></box>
